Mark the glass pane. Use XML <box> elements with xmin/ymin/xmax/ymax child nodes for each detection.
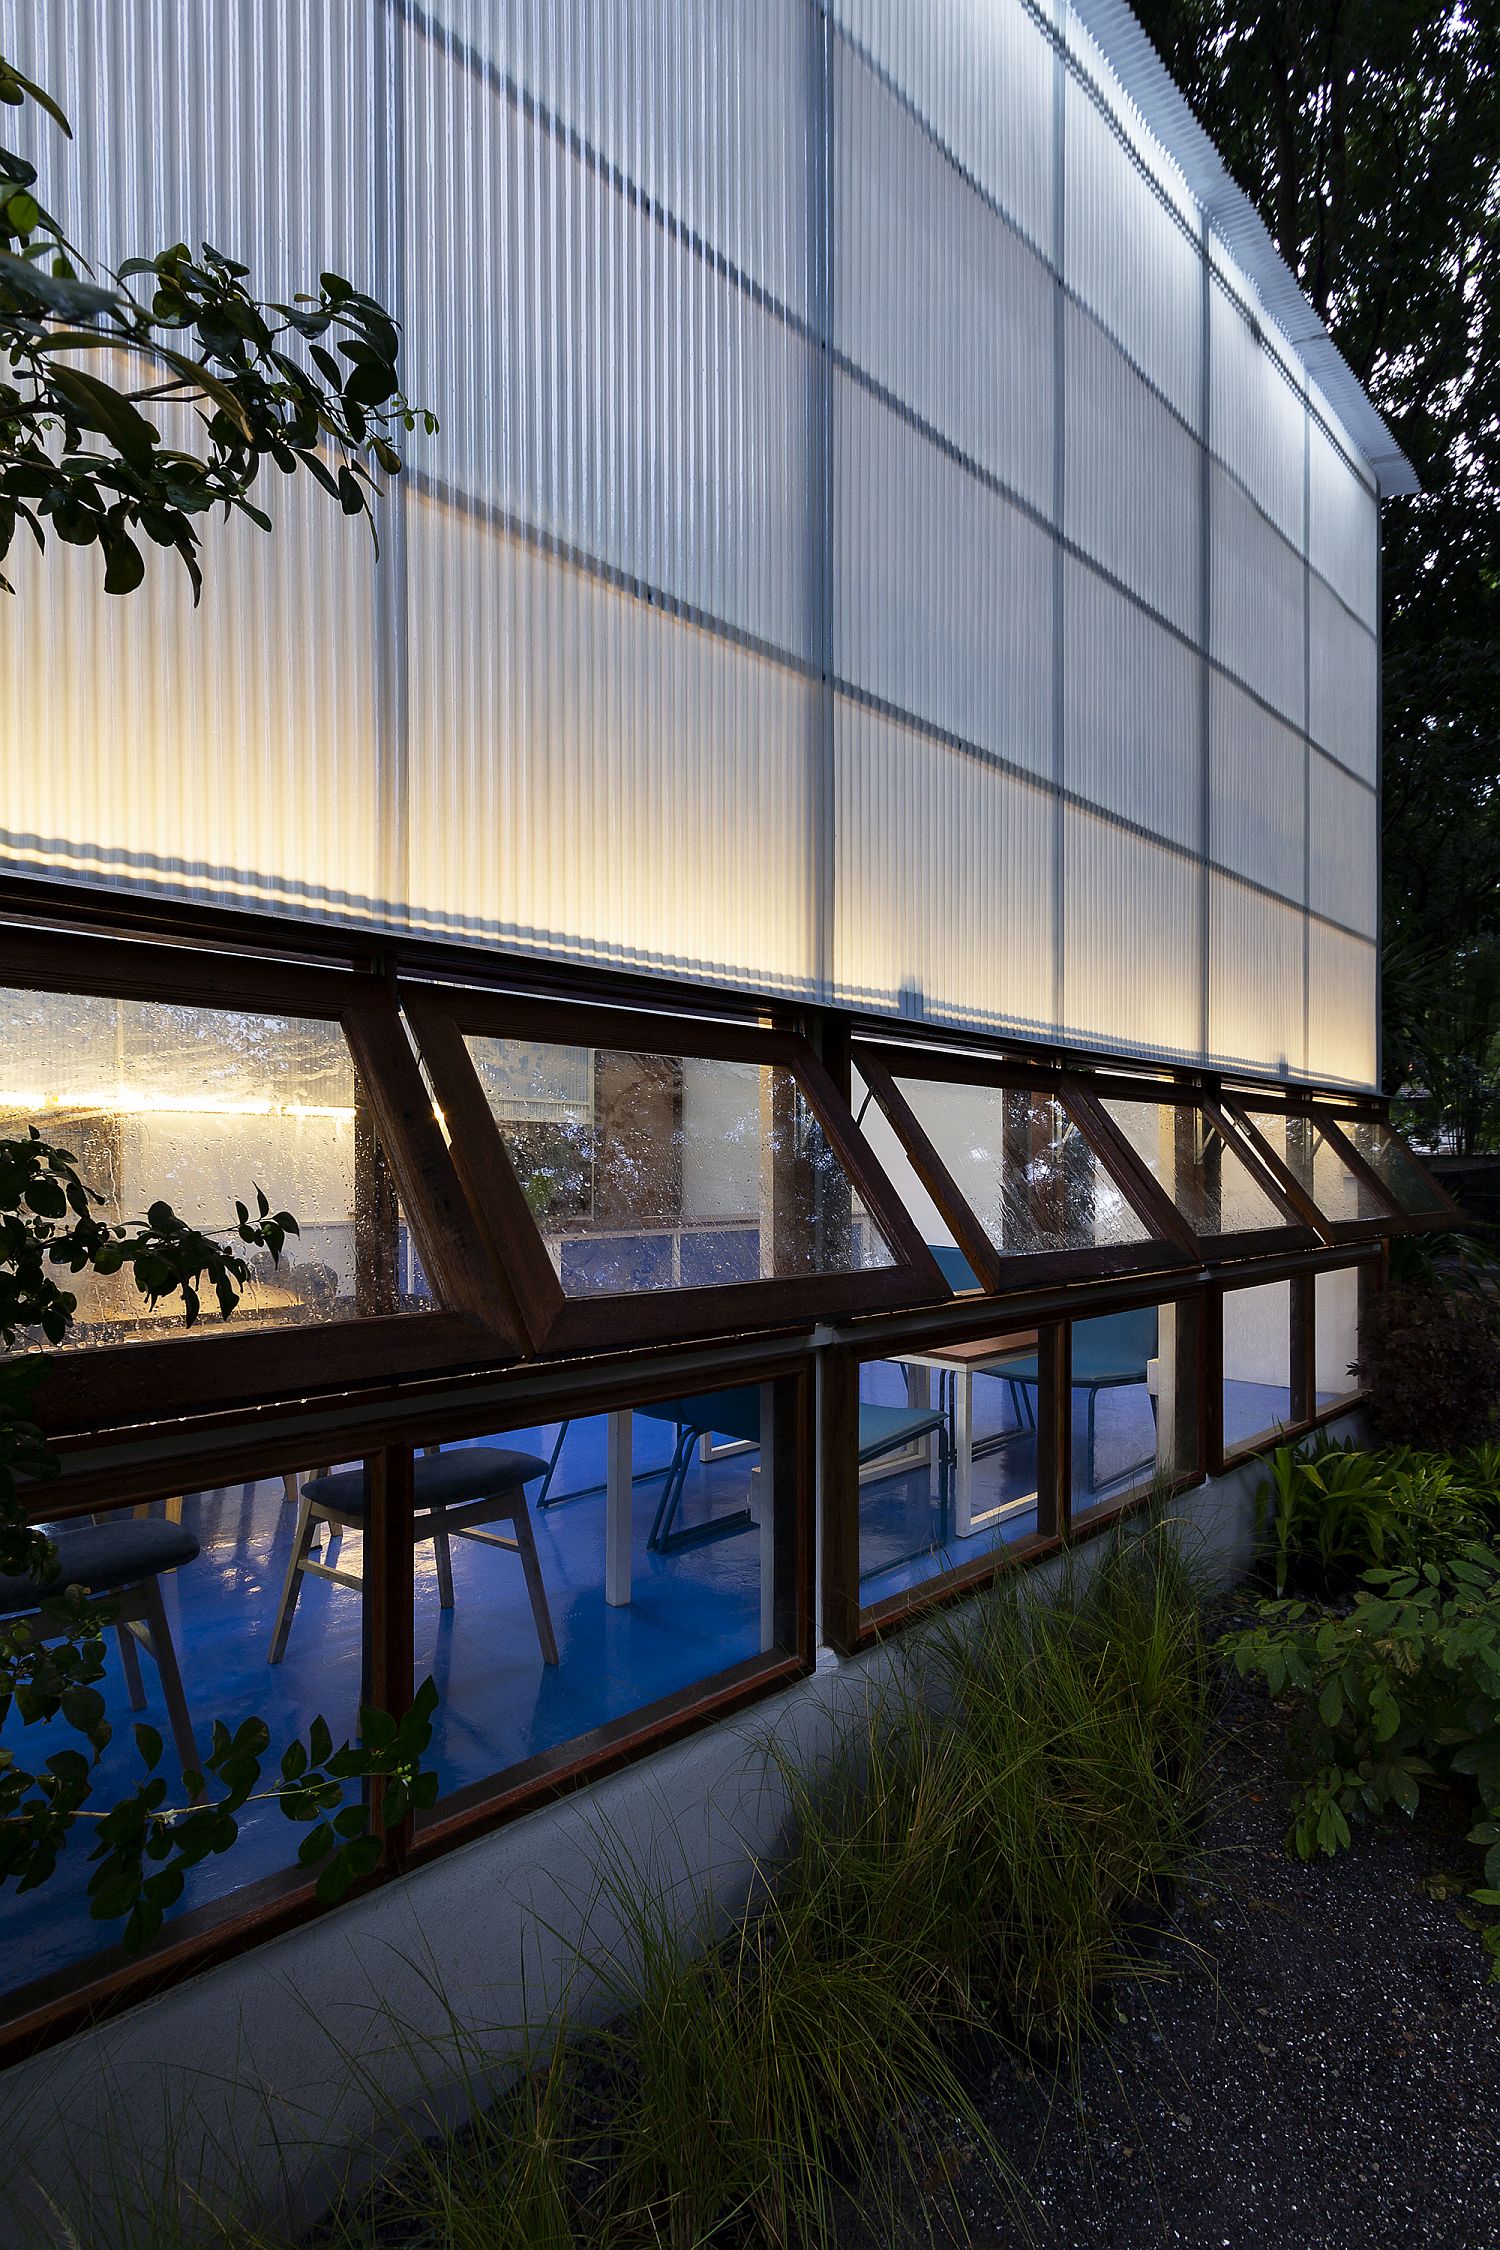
<box><xmin>1222</xmin><ymin>1282</ymin><xmax>1294</xmax><ymax>1454</ymax></box>
<box><xmin>1315</xmin><ymin>1267</ymin><xmax>1362</xmax><ymax>1408</ymax></box>
<box><xmin>418</xmin><ymin>1379</ymin><xmax>791</xmax><ymax>1810</ymax></box>
<box><xmin>1241</xmin><ymin>1107</ymin><xmax>1389</xmax><ymax>1226</ymax></box>
<box><xmin>0</xmin><ymin>988</ymin><xmax>428</xmax><ymax>1346</ymax></box>
<box><xmin>852</xmin><ymin>1068</ymin><xmax>981</xmax><ymax>1291</ymax></box>
<box><xmin>857</xmin><ymin>1339</ymin><xmax>1041</xmax><ymax>1608</ymax></box>
<box><xmin>2</xmin><ymin>1473</ymin><xmax>364</xmax><ymax>2001</ymax></box>
<box><xmin>465</xmin><ymin>1037</ymin><xmax>895</xmax><ymax>1293</ymax></box>
<box><xmin>1100</xmin><ymin>1098</ymin><xmax>1289</xmax><ymax>1238</ymax></box>
<box><xmin>1340</xmin><ymin>1117</ymin><xmax>1448</xmax><ymax>1217</ymax></box>
<box><xmin>1070</xmin><ymin>1300</ymin><xmax>1195</xmax><ymax>1520</ymax></box>
<box><xmin>894</xmin><ymin>1077</ymin><xmax>1159</xmax><ymax>1258</ymax></box>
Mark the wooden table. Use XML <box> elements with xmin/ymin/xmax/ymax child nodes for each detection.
<box><xmin>898</xmin><ymin>1331</ymin><xmax>1040</xmax><ymax>1537</ymax></box>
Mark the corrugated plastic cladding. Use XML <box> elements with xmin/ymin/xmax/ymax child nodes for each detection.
<box><xmin>0</xmin><ymin>0</ymin><xmax>1385</xmax><ymax>1087</ymax></box>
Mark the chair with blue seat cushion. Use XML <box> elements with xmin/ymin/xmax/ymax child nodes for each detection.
<box><xmin>0</xmin><ymin>1517</ymin><xmax>200</xmax><ymax>1779</ymax></box>
<box><xmin>637</xmin><ymin>1388</ymin><xmax>948</xmax><ymax>1553</ymax></box>
<box><xmin>269</xmin><ymin>1446</ymin><xmax>558</xmax><ymax>1666</ymax></box>
<box><xmin>983</xmin><ymin>1306</ymin><xmax>1160</xmax><ymax>1494</ymax></box>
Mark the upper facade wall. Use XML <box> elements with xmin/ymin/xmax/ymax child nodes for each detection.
<box><xmin>0</xmin><ymin>0</ymin><xmax>1383</xmax><ymax>1086</ymax></box>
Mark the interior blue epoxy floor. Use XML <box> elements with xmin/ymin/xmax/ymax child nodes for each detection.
<box><xmin>5</xmin><ymin>1372</ymin><xmax>1304</xmax><ymax>1999</ymax></box>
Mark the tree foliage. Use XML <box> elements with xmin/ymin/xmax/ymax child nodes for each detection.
<box><xmin>0</xmin><ymin>50</ymin><xmax>436</xmax><ymax>600</ymax></box>
<box><xmin>1130</xmin><ymin>0</ymin><xmax>1500</xmax><ymax>1123</ymax></box>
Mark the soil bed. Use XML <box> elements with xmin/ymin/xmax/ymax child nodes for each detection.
<box><xmin>917</xmin><ymin>1602</ymin><xmax>1500</xmax><ymax>2250</ymax></box>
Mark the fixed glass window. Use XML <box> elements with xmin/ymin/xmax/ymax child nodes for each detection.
<box><xmin>1315</xmin><ymin>1266</ymin><xmax>1363</xmax><ymax>1410</ymax></box>
<box><xmin>1221</xmin><ymin>1281</ymin><xmax>1295</xmax><ymax>1458</ymax></box>
<box><xmin>1069</xmin><ymin>1298</ymin><xmax>1199</xmax><ymax>1523</ymax></box>
<box><xmin>406</xmin><ymin>1376</ymin><xmax>803</xmax><ymax>1829</ymax></box>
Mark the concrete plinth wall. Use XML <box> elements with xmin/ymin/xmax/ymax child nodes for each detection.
<box><xmin>0</xmin><ymin>1428</ymin><xmax>1356</xmax><ymax>2248</ymax></box>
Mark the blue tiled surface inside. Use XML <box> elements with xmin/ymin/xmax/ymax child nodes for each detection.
<box><xmin>1223</xmin><ymin>1380</ymin><xmax>1297</xmax><ymax>1455</ymax></box>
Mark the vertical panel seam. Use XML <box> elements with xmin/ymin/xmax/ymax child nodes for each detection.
<box><xmin>1051</xmin><ymin>2</ymin><xmax>1068</xmax><ymax>1036</ymax></box>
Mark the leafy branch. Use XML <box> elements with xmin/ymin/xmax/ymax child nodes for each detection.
<box><xmin>1</xmin><ymin>50</ymin><xmax>437</xmax><ymax>600</ymax></box>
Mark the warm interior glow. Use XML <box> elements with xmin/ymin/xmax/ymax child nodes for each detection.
<box><xmin>2</xmin><ymin>1090</ymin><xmax>357</xmax><ymax>1122</ymax></box>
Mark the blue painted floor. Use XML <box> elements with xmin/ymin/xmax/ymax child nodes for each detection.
<box><xmin>5</xmin><ymin>1373</ymin><xmax>1301</xmax><ymax>1998</ymax></box>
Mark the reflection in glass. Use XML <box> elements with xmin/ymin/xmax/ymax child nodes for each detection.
<box><xmin>465</xmin><ymin>1038</ymin><xmax>895</xmax><ymax>1293</ymax></box>
<box><xmin>1222</xmin><ymin>1281</ymin><xmax>1293</xmax><ymax>1455</ymax></box>
<box><xmin>1100</xmin><ymin>1098</ymin><xmax>1288</xmax><ymax>1238</ymax></box>
<box><xmin>1315</xmin><ymin>1266</ymin><xmax>1362</xmax><ymax>1407</ymax></box>
<box><xmin>1241</xmin><ymin>1108</ymin><xmax>1389</xmax><ymax>1226</ymax></box>
<box><xmin>894</xmin><ymin>1077</ymin><xmax>1158</xmax><ymax>1258</ymax></box>
<box><xmin>1340</xmin><ymin>1117</ymin><xmax>1448</xmax><ymax>1217</ymax></box>
<box><xmin>0</xmin><ymin>988</ymin><xmax>425</xmax><ymax>1345</ymax></box>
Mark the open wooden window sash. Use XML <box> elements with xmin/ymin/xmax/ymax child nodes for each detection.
<box><xmin>1223</xmin><ymin>1097</ymin><xmax>1460</xmax><ymax>1238</ymax></box>
<box><xmin>1074</xmin><ymin>1074</ymin><xmax>1319</xmax><ymax>1262</ymax></box>
<box><xmin>0</xmin><ymin>929</ymin><xmax>524</xmax><ymax>1435</ymax></box>
<box><xmin>401</xmin><ymin>988</ymin><xmax>950</xmax><ymax>1357</ymax></box>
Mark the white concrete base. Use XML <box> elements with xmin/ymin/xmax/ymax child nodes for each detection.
<box><xmin>0</xmin><ymin>1423</ymin><xmax>1359</xmax><ymax>2246</ymax></box>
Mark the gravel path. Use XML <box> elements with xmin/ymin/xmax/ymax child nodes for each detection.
<box><xmin>935</xmin><ymin>1662</ymin><xmax>1500</xmax><ymax>2250</ymax></box>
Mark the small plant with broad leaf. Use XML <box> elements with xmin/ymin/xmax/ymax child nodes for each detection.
<box><xmin>1220</xmin><ymin>1544</ymin><xmax>1500</xmax><ymax>1974</ymax></box>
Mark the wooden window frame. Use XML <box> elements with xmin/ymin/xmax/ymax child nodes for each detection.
<box><xmin>0</xmin><ymin>1350</ymin><xmax>814</xmax><ymax>2064</ymax></box>
<box><xmin>850</xmin><ymin>1042</ymin><xmax>1200</xmax><ymax>1292</ymax></box>
<box><xmin>1221</xmin><ymin>1093</ymin><xmax>1411</xmax><ymax>1242</ymax></box>
<box><xmin>1314</xmin><ymin>1104</ymin><xmax>1463</xmax><ymax>1232</ymax></box>
<box><xmin>1083</xmin><ymin>1073</ymin><xmax>1320</xmax><ymax>1262</ymax></box>
<box><xmin>401</xmin><ymin>987</ymin><xmax>949</xmax><ymax>1357</ymax></box>
<box><xmin>1</xmin><ymin>930</ymin><xmax>524</xmax><ymax>1435</ymax></box>
<box><xmin>1210</xmin><ymin>1269</ymin><xmax>1315</xmax><ymax>1475</ymax></box>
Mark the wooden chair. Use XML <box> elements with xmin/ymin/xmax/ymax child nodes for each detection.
<box><xmin>268</xmin><ymin>1446</ymin><xmax>559</xmax><ymax>1666</ymax></box>
<box><xmin>0</xmin><ymin>1518</ymin><xmax>200</xmax><ymax>1779</ymax></box>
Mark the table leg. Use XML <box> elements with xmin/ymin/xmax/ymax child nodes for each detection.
<box><xmin>606</xmin><ymin>1409</ymin><xmax>632</xmax><ymax>1607</ymax></box>
<box><xmin>954</xmin><ymin>1370</ymin><xmax>974</xmax><ymax>1536</ymax></box>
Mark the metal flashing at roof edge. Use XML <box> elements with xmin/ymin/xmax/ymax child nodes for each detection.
<box><xmin>1070</xmin><ymin>0</ymin><xmax>1420</xmax><ymax>498</ymax></box>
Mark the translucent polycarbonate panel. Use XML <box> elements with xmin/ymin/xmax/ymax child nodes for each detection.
<box><xmin>1309</xmin><ymin>579</ymin><xmax>1379</xmax><ymax>784</ymax></box>
<box><xmin>1221</xmin><ymin>1281</ymin><xmax>1294</xmax><ymax>1454</ymax></box>
<box><xmin>831</xmin><ymin>0</ymin><xmax>1057</xmax><ymax>254</ymax></box>
<box><xmin>464</xmin><ymin>1037</ymin><xmax>896</xmax><ymax>1291</ymax></box>
<box><xmin>1063</xmin><ymin>75</ymin><xmax>1203</xmax><ymax>424</ymax></box>
<box><xmin>1210</xmin><ymin>468</ymin><xmax>1306</xmax><ymax>725</ymax></box>
<box><xmin>1209</xmin><ymin>677</ymin><xmax>1307</xmax><ymax>900</ymax></box>
<box><xmin>1209</xmin><ymin>278</ymin><xmax>1307</xmax><ymax>547</ymax></box>
<box><xmin>403</xmin><ymin>492</ymin><xmax>819</xmax><ymax>994</ymax></box>
<box><xmin>832</xmin><ymin>700</ymin><xmax>1055</xmax><ymax>1036</ymax></box>
<box><xmin>1339</xmin><ymin>1119</ymin><xmax>1449</xmax><ymax>1219</ymax></box>
<box><xmin>406</xmin><ymin>22</ymin><xmax>811</xmax><ymax>662</ymax></box>
<box><xmin>1064</xmin><ymin>310</ymin><xmax>1202</xmax><ymax>636</ymax></box>
<box><xmin>835</xmin><ymin>378</ymin><xmax>1052</xmax><ymax>774</ymax></box>
<box><xmin>1315</xmin><ymin>1266</ymin><xmax>1362</xmax><ymax>1404</ymax></box>
<box><xmin>1239</xmin><ymin>1109</ymin><xmax>1390</xmax><ymax>1228</ymax></box>
<box><xmin>420</xmin><ymin>0</ymin><xmax>814</xmax><ymax>317</ymax></box>
<box><xmin>1063</xmin><ymin>564</ymin><xmax>1200</xmax><ymax>850</ymax></box>
<box><xmin>1208</xmin><ymin>876</ymin><xmax>1307</xmax><ymax>1077</ymax></box>
<box><xmin>1070</xmin><ymin>1298</ymin><xmax>1196</xmax><ymax>1518</ymax></box>
<box><xmin>1062</xmin><ymin>810</ymin><xmax>1202</xmax><ymax>1060</ymax></box>
<box><xmin>833</xmin><ymin>40</ymin><xmax>1055</xmax><ymax>513</ymax></box>
<box><xmin>0</xmin><ymin>0</ymin><xmax>386</xmax><ymax>921</ymax></box>
<box><xmin>0</xmin><ymin>988</ymin><xmax>426</xmax><ymax>1339</ymax></box>
<box><xmin>1099</xmin><ymin>1098</ymin><xmax>1290</xmax><ymax>1240</ymax></box>
<box><xmin>1307</xmin><ymin>926</ymin><xmax>1378</xmax><ymax>1088</ymax></box>
<box><xmin>892</xmin><ymin>1078</ymin><xmax>1162</xmax><ymax>1258</ymax></box>
<box><xmin>1308</xmin><ymin>417</ymin><xmax>1379</xmax><ymax>627</ymax></box>
<box><xmin>1309</xmin><ymin>758</ymin><xmax>1379</xmax><ymax>938</ymax></box>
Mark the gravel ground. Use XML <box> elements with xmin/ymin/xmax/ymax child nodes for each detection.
<box><xmin>923</xmin><ymin>1634</ymin><xmax>1500</xmax><ymax>2250</ymax></box>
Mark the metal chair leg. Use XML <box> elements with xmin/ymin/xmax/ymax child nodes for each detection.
<box><xmin>432</xmin><ymin>1509</ymin><xmax>455</xmax><ymax>1608</ymax></box>
<box><xmin>535</xmin><ymin>1420</ymin><xmax>572</xmax><ymax>1509</ymax></box>
<box><xmin>268</xmin><ymin>1493</ymin><xmax>319</xmax><ymax>1664</ymax></box>
<box><xmin>510</xmin><ymin>1499</ymin><xmax>560</xmax><ymax>1665</ymax></box>
<box><xmin>139</xmin><ymin>1576</ymin><xmax>199</xmax><ymax>1782</ymax></box>
<box><xmin>115</xmin><ymin>1619</ymin><xmax>147</xmax><ymax>1710</ymax></box>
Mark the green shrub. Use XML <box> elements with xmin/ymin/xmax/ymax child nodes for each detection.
<box><xmin>1356</xmin><ymin>1279</ymin><xmax>1500</xmax><ymax>1449</ymax></box>
<box><xmin>1219</xmin><ymin>1545</ymin><xmax>1500</xmax><ymax>1974</ymax></box>
<box><xmin>1258</xmin><ymin>1435</ymin><xmax>1500</xmax><ymax>1595</ymax></box>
